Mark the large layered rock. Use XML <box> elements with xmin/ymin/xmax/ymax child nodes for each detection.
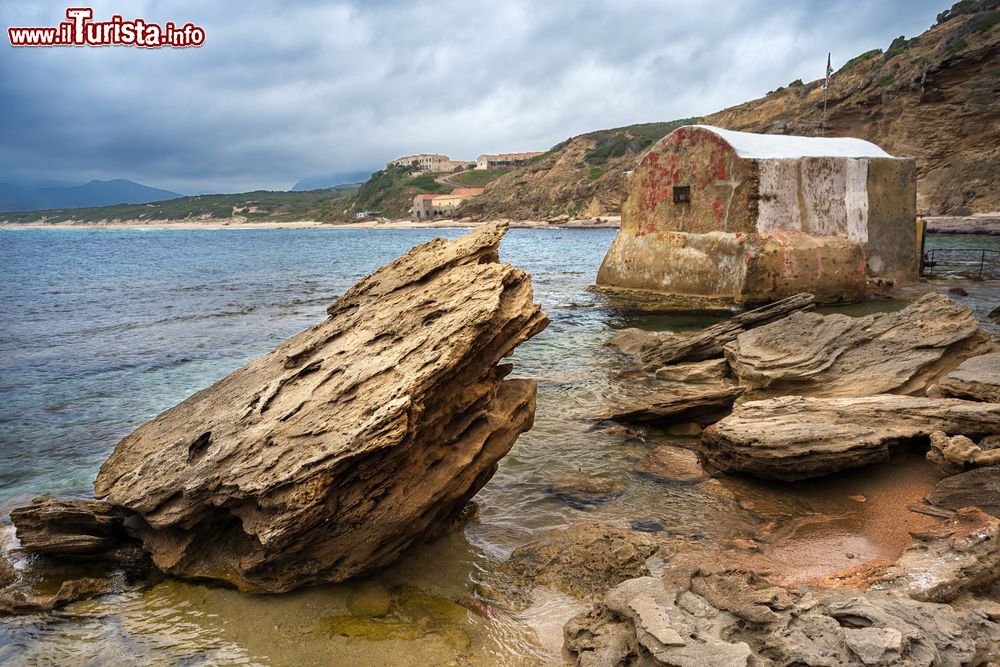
<box><xmin>92</xmin><ymin>222</ymin><xmax>548</xmax><ymax>592</ymax></box>
<box><xmin>564</xmin><ymin>569</ymin><xmax>1000</xmax><ymax>667</ymax></box>
<box><xmin>940</xmin><ymin>352</ymin><xmax>1000</xmax><ymax>402</ymax></box>
<box><xmin>701</xmin><ymin>395</ymin><xmax>1000</xmax><ymax>480</ymax></box>
<box><xmin>725</xmin><ymin>293</ymin><xmax>995</xmax><ymax>398</ymax></box>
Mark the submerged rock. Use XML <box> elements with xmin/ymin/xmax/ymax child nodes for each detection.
<box><xmin>925</xmin><ymin>466</ymin><xmax>1000</xmax><ymax>518</ymax></box>
<box><xmin>940</xmin><ymin>352</ymin><xmax>1000</xmax><ymax>403</ymax></box>
<box><xmin>92</xmin><ymin>223</ymin><xmax>548</xmax><ymax>592</ymax></box>
<box><xmin>546</xmin><ymin>476</ymin><xmax>626</xmax><ymax>509</ymax></box>
<box><xmin>564</xmin><ymin>568</ymin><xmax>1000</xmax><ymax>666</ymax></box>
<box><xmin>725</xmin><ymin>293</ymin><xmax>996</xmax><ymax>398</ymax></box>
<box><xmin>875</xmin><ymin>507</ymin><xmax>1000</xmax><ymax>602</ymax></box>
<box><xmin>702</xmin><ymin>394</ymin><xmax>1000</xmax><ymax>480</ymax></box>
<box><xmin>504</xmin><ymin>522</ymin><xmax>659</xmax><ymax>601</ymax></box>
<box><xmin>633</xmin><ymin>445</ymin><xmax>707</xmax><ymax>484</ymax></box>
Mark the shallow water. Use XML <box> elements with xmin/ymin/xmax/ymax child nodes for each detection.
<box><xmin>0</xmin><ymin>227</ymin><xmax>993</xmax><ymax>665</ymax></box>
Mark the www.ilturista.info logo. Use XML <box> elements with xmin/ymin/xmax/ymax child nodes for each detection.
<box><xmin>8</xmin><ymin>8</ymin><xmax>205</xmax><ymax>48</ymax></box>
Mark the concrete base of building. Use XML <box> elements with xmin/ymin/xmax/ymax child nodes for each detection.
<box><xmin>597</xmin><ymin>230</ymin><xmax>869</xmax><ymax>306</ymax></box>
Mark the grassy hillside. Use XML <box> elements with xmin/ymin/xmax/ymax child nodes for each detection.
<box><xmin>465</xmin><ymin>0</ymin><xmax>999</xmax><ymax>219</ymax></box>
<box><xmin>460</xmin><ymin>119</ymin><xmax>698</xmax><ymax>220</ymax></box>
<box><xmin>348</xmin><ymin>165</ymin><xmax>452</xmax><ymax>217</ymax></box>
<box><xmin>448</xmin><ymin>169</ymin><xmax>509</xmax><ymax>187</ymax></box>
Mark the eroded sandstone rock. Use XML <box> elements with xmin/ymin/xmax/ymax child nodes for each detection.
<box><xmin>925</xmin><ymin>466</ymin><xmax>1000</xmax><ymax>518</ymax></box>
<box><xmin>653</xmin><ymin>358</ymin><xmax>728</xmax><ymax>384</ymax></box>
<box><xmin>92</xmin><ymin>222</ymin><xmax>548</xmax><ymax>592</ymax></box>
<box><xmin>725</xmin><ymin>293</ymin><xmax>995</xmax><ymax>398</ymax></box>
<box><xmin>594</xmin><ymin>384</ymin><xmax>743</xmax><ymax>425</ymax></box>
<box><xmin>636</xmin><ymin>293</ymin><xmax>816</xmax><ymax>369</ymax></box>
<box><xmin>875</xmin><ymin>507</ymin><xmax>1000</xmax><ymax>602</ymax></box>
<box><xmin>702</xmin><ymin>395</ymin><xmax>1000</xmax><ymax>480</ymax></box>
<box><xmin>927</xmin><ymin>430</ymin><xmax>1000</xmax><ymax>474</ymax></box>
<box><xmin>940</xmin><ymin>352</ymin><xmax>1000</xmax><ymax>403</ymax></box>
<box><xmin>11</xmin><ymin>497</ymin><xmax>128</xmax><ymax>556</ymax></box>
<box><xmin>564</xmin><ymin>568</ymin><xmax>1000</xmax><ymax>666</ymax></box>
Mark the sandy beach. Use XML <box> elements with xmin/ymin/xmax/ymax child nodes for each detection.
<box><xmin>0</xmin><ymin>216</ymin><xmax>622</xmax><ymax>231</ymax></box>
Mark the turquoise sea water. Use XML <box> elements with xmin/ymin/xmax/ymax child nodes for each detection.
<box><xmin>0</xmin><ymin>227</ymin><xmax>616</xmax><ymax>503</ymax></box>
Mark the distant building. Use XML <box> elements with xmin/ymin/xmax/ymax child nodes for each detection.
<box><xmin>412</xmin><ymin>188</ymin><xmax>484</xmax><ymax>221</ymax></box>
<box><xmin>475</xmin><ymin>152</ymin><xmax>544</xmax><ymax>170</ymax></box>
<box><xmin>387</xmin><ymin>154</ymin><xmax>474</xmax><ymax>173</ymax></box>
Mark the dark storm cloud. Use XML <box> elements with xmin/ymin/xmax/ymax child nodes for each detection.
<box><xmin>0</xmin><ymin>0</ymin><xmax>944</xmax><ymax>193</ymax></box>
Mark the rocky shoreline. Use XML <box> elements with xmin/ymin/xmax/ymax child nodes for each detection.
<box><xmin>3</xmin><ymin>225</ymin><xmax>1000</xmax><ymax>664</ymax></box>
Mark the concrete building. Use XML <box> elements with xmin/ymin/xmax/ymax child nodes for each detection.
<box><xmin>411</xmin><ymin>188</ymin><xmax>484</xmax><ymax>221</ymax></box>
<box><xmin>387</xmin><ymin>154</ymin><xmax>474</xmax><ymax>173</ymax></box>
<box><xmin>475</xmin><ymin>152</ymin><xmax>544</xmax><ymax>170</ymax></box>
<box><xmin>597</xmin><ymin>125</ymin><xmax>917</xmax><ymax>305</ymax></box>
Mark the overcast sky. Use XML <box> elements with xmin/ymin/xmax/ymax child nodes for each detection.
<box><xmin>1</xmin><ymin>0</ymin><xmax>944</xmax><ymax>194</ymax></box>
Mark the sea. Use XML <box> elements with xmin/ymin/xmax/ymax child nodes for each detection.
<box><xmin>0</xmin><ymin>226</ymin><xmax>997</xmax><ymax>665</ymax></box>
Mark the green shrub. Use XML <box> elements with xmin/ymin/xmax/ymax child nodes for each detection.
<box><xmin>588</xmin><ymin>167</ymin><xmax>606</xmax><ymax>180</ymax></box>
<box><xmin>836</xmin><ymin>49</ymin><xmax>883</xmax><ymax>75</ymax></box>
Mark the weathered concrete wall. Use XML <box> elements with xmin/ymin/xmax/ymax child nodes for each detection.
<box><xmin>866</xmin><ymin>158</ymin><xmax>918</xmax><ymax>285</ymax></box>
<box><xmin>756</xmin><ymin>157</ymin><xmax>870</xmax><ymax>239</ymax></box>
<box><xmin>620</xmin><ymin>126</ymin><xmax>758</xmax><ymax>236</ymax></box>
<box><xmin>740</xmin><ymin>234</ymin><xmax>867</xmax><ymax>305</ymax></box>
<box><xmin>597</xmin><ymin>231</ymin><xmax>748</xmax><ymax>298</ymax></box>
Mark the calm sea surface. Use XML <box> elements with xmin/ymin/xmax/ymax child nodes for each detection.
<box><xmin>0</xmin><ymin>227</ymin><xmax>997</xmax><ymax>665</ymax></box>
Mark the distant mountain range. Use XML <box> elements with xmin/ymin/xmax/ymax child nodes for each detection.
<box><xmin>0</xmin><ymin>179</ymin><xmax>181</xmax><ymax>212</ymax></box>
<box><xmin>292</xmin><ymin>172</ymin><xmax>373</xmax><ymax>192</ymax></box>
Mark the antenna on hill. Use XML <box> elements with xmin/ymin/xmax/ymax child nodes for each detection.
<box><xmin>821</xmin><ymin>52</ymin><xmax>832</xmax><ymax>137</ymax></box>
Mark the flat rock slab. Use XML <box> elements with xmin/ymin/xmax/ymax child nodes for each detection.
<box><xmin>10</xmin><ymin>498</ymin><xmax>127</xmax><ymax>555</ymax></box>
<box><xmin>638</xmin><ymin>293</ymin><xmax>816</xmax><ymax>369</ymax></box>
<box><xmin>925</xmin><ymin>466</ymin><xmax>1000</xmax><ymax>518</ymax></box>
<box><xmin>725</xmin><ymin>293</ymin><xmax>996</xmax><ymax>398</ymax></box>
<box><xmin>654</xmin><ymin>358</ymin><xmax>728</xmax><ymax>384</ymax></box>
<box><xmin>701</xmin><ymin>395</ymin><xmax>1000</xmax><ymax>480</ymax></box>
<box><xmin>595</xmin><ymin>384</ymin><xmax>743</xmax><ymax>425</ymax></box>
<box><xmin>940</xmin><ymin>352</ymin><xmax>1000</xmax><ymax>402</ymax></box>
<box><xmin>93</xmin><ymin>222</ymin><xmax>548</xmax><ymax>592</ymax></box>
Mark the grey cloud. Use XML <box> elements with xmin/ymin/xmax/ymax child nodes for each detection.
<box><xmin>0</xmin><ymin>0</ymin><xmax>943</xmax><ymax>193</ymax></box>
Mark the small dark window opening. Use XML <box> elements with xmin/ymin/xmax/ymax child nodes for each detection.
<box><xmin>673</xmin><ymin>185</ymin><xmax>691</xmax><ymax>204</ymax></box>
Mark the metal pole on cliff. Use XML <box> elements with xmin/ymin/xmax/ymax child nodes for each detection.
<box><xmin>821</xmin><ymin>52</ymin><xmax>832</xmax><ymax>137</ymax></box>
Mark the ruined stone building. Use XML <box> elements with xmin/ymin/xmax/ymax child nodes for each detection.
<box><xmin>475</xmin><ymin>152</ymin><xmax>544</xmax><ymax>170</ymax></box>
<box><xmin>411</xmin><ymin>187</ymin><xmax>484</xmax><ymax>221</ymax></box>
<box><xmin>597</xmin><ymin>125</ymin><xmax>917</xmax><ymax>305</ymax></box>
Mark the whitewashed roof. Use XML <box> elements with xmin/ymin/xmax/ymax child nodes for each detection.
<box><xmin>687</xmin><ymin>125</ymin><xmax>894</xmax><ymax>159</ymax></box>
